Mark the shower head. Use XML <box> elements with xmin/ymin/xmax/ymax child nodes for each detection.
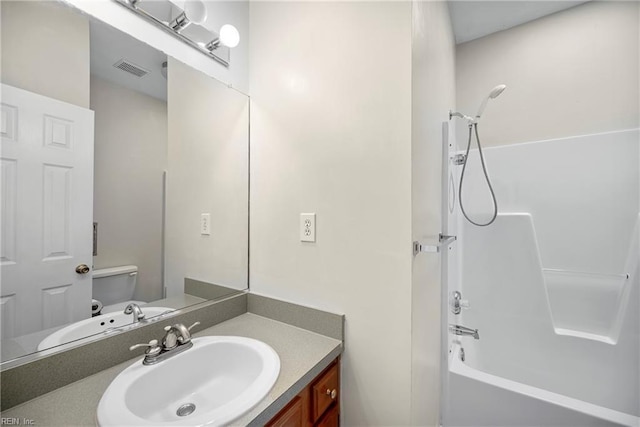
<box><xmin>475</xmin><ymin>84</ymin><xmax>507</xmax><ymax>120</ymax></box>
<box><xmin>489</xmin><ymin>84</ymin><xmax>507</xmax><ymax>99</ymax></box>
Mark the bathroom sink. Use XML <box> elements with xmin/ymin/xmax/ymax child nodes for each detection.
<box><xmin>97</xmin><ymin>336</ymin><xmax>280</xmax><ymax>427</ymax></box>
<box><xmin>36</xmin><ymin>307</ymin><xmax>174</xmax><ymax>351</ymax></box>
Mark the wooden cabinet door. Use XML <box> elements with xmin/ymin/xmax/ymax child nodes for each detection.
<box><xmin>267</xmin><ymin>396</ymin><xmax>304</xmax><ymax>427</ymax></box>
<box><xmin>266</xmin><ymin>357</ymin><xmax>340</xmax><ymax>427</ymax></box>
<box><xmin>316</xmin><ymin>404</ymin><xmax>339</xmax><ymax>427</ymax></box>
<box><xmin>312</xmin><ymin>363</ymin><xmax>339</xmax><ymax>423</ymax></box>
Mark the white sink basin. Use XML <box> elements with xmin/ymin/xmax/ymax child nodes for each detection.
<box><xmin>37</xmin><ymin>307</ymin><xmax>174</xmax><ymax>351</ymax></box>
<box><xmin>97</xmin><ymin>336</ymin><xmax>280</xmax><ymax>427</ymax></box>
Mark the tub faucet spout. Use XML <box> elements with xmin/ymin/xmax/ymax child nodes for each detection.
<box><xmin>449</xmin><ymin>324</ymin><xmax>479</xmax><ymax>340</ymax></box>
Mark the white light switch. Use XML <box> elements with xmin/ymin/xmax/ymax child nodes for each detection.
<box><xmin>200</xmin><ymin>213</ymin><xmax>211</xmax><ymax>235</ymax></box>
<box><xmin>300</xmin><ymin>213</ymin><xmax>316</xmax><ymax>242</ymax></box>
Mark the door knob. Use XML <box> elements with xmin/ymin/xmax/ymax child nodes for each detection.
<box><xmin>75</xmin><ymin>264</ymin><xmax>90</xmax><ymax>274</ymax></box>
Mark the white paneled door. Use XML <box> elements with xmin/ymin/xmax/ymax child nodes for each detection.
<box><xmin>0</xmin><ymin>84</ymin><xmax>94</xmax><ymax>339</ymax></box>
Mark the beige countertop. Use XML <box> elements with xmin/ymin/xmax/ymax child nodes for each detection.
<box><xmin>1</xmin><ymin>312</ymin><xmax>342</xmax><ymax>426</ymax></box>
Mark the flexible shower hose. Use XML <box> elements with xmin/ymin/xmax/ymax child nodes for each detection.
<box><xmin>458</xmin><ymin>123</ymin><xmax>498</xmax><ymax>226</ymax></box>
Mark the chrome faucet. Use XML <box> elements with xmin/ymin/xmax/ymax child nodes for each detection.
<box><xmin>124</xmin><ymin>303</ymin><xmax>145</xmax><ymax>322</ymax></box>
<box><xmin>130</xmin><ymin>321</ymin><xmax>201</xmax><ymax>365</ymax></box>
<box><xmin>449</xmin><ymin>324</ymin><xmax>480</xmax><ymax>340</ymax></box>
<box><xmin>162</xmin><ymin>322</ymin><xmax>197</xmax><ymax>349</ymax></box>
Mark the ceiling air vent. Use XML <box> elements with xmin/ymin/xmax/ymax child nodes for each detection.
<box><xmin>113</xmin><ymin>59</ymin><xmax>150</xmax><ymax>78</ymax></box>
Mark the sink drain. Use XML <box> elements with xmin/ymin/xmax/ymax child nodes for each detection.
<box><xmin>176</xmin><ymin>403</ymin><xmax>196</xmax><ymax>417</ymax></box>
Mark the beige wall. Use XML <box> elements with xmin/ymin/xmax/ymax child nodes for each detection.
<box><xmin>91</xmin><ymin>76</ymin><xmax>167</xmax><ymax>302</ymax></box>
<box><xmin>411</xmin><ymin>2</ymin><xmax>456</xmax><ymax>425</ymax></box>
<box><xmin>0</xmin><ymin>1</ymin><xmax>90</xmax><ymax>108</ymax></box>
<box><xmin>249</xmin><ymin>2</ymin><xmax>413</xmax><ymax>424</ymax></box>
<box><xmin>165</xmin><ymin>58</ymin><xmax>249</xmax><ymax>296</ymax></box>
<box><xmin>456</xmin><ymin>1</ymin><xmax>640</xmax><ymax>147</ymax></box>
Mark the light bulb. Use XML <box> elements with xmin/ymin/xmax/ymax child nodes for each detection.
<box><xmin>184</xmin><ymin>0</ymin><xmax>207</xmax><ymax>25</ymax></box>
<box><xmin>219</xmin><ymin>24</ymin><xmax>240</xmax><ymax>48</ymax></box>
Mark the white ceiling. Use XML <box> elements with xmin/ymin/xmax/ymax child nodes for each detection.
<box><xmin>448</xmin><ymin>1</ymin><xmax>590</xmax><ymax>44</ymax></box>
<box><xmin>90</xmin><ymin>18</ymin><xmax>168</xmax><ymax>101</ymax></box>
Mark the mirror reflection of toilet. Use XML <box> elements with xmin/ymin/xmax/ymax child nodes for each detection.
<box><xmin>92</xmin><ymin>266</ymin><xmax>146</xmax><ymax>313</ymax></box>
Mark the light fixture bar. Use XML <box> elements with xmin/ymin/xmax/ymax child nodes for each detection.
<box><xmin>169</xmin><ymin>11</ymin><xmax>191</xmax><ymax>32</ymax></box>
<box><xmin>112</xmin><ymin>0</ymin><xmax>230</xmax><ymax>67</ymax></box>
<box><xmin>205</xmin><ymin>39</ymin><xmax>221</xmax><ymax>51</ymax></box>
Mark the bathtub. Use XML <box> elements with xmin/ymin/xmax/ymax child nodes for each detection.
<box><xmin>443</xmin><ymin>216</ymin><xmax>640</xmax><ymax>427</ymax></box>
<box><xmin>443</xmin><ymin>213</ymin><xmax>639</xmax><ymax>426</ymax></box>
<box><xmin>445</xmin><ymin>342</ymin><xmax>639</xmax><ymax>427</ymax></box>
<box><xmin>442</xmin><ymin>126</ymin><xmax>640</xmax><ymax>427</ymax></box>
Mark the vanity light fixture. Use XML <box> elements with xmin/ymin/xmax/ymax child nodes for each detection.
<box><xmin>169</xmin><ymin>0</ymin><xmax>207</xmax><ymax>32</ymax></box>
<box><xmin>113</xmin><ymin>0</ymin><xmax>240</xmax><ymax>67</ymax></box>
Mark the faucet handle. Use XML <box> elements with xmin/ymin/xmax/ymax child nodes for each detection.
<box><xmin>163</xmin><ymin>322</ymin><xmax>200</xmax><ymax>333</ymax></box>
<box><xmin>129</xmin><ymin>339</ymin><xmax>160</xmax><ymax>354</ymax></box>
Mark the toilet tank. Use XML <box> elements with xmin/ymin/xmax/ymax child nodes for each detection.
<box><xmin>92</xmin><ymin>265</ymin><xmax>138</xmax><ymax>306</ymax></box>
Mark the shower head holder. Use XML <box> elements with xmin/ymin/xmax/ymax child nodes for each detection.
<box><xmin>449</xmin><ymin>110</ymin><xmax>475</xmax><ymax>123</ymax></box>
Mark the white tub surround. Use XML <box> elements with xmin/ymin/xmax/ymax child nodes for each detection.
<box><xmin>446</xmin><ymin>129</ymin><xmax>639</xmax><ymax>426</ymax></box>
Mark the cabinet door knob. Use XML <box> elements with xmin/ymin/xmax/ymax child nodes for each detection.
<box><xmin>326</xmin><ymin>389</ymin><xmax>337</xmax><ymax>399</ymax></box>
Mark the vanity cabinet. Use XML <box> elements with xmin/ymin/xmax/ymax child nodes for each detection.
<box><xmin>267</xmin><ymin>358</ymin><xmax>340</xmax><ymax>427</ymax></box>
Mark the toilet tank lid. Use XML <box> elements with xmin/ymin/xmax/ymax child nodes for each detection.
<box><xmin>93</xmin><ymin>265</ymin><xmax>138</xmax><ymax>278</ymax></box>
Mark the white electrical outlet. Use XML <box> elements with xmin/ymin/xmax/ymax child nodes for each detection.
<box><xmin>200</xmin><ymin>213</ymin><xmax>211</xmax><ymax>235</ymax></box>
<box><xmin>300</xmin><ymin>213</ymin><xmax>316</xmax><ymax>242</ymax></box>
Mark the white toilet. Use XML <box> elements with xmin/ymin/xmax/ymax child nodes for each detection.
<box><xmin>92</xmin><ymin>265</ymin><xmax>146</xmax><ymax>313</ymax></box>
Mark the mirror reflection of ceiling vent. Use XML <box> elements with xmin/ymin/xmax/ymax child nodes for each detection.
<box><xmin>113</xmin><ymin>59</ymin><xmax>150</xmax><ymax>78</ymax></box>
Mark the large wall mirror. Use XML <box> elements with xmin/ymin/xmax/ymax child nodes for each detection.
<box><xmin>0</xmin><ymin>0</ymin><xmax>249</xmax><ymax>365</ymax></box>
